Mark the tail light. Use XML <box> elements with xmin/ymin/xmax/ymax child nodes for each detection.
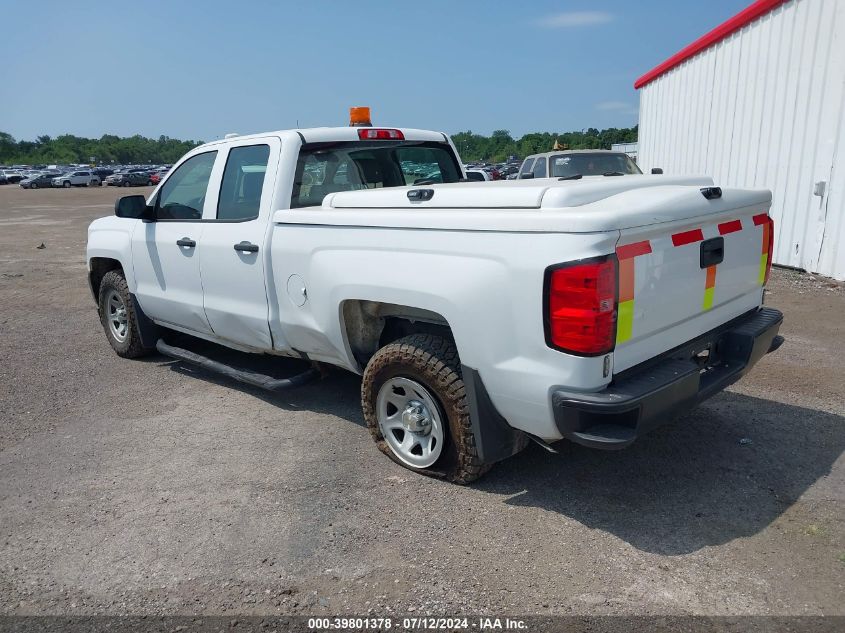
<box><xmin>545</xmin><ymin>257</ymin><xmax>617</xmax><ymax>356</ymax></box>
<box><xmin>358</xmin><ymin>128</ymin><xmax>404</xmax><ymax>140</ymax></box>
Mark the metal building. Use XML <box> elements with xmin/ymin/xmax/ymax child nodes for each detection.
<box><xmin>636</xmin><ymin>0</ymin><xmax>845</xmax><ymax>280</ymax></box>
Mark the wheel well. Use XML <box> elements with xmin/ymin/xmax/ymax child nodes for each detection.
<box><xmin>88</xmin><ymin>258</ymin><xmax>123</xmax><ymax>300</ymax></box>
<box><xmin>341</xmin><ymin>300</ymin><xmax>454</xmax><ymax>367</ymax></box>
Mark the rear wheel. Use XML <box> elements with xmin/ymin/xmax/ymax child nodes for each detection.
<box><xmin>147</xmin><ymin>179</ymin><xmax>153</xmax><ymax>186</ymax></box>
<box><xmin>361</xmin><ymin>334</ymin><xmax>490</xmax><ymax>484</ymax></box>
<box><xmin>97</xmin><ymin>270</ymin><xmax>152</xmax><ymax>358</ymax></box>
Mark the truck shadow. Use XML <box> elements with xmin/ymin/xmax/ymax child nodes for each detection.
<box><xmin>163</xmin><ymin>355</ymin><xmax>368</xmax><ymax>427</ymax></box>
<box><xmin>157</xmin><ymin>341</ymin><xmax>842</xmax><ymax>556</ymax></box>
<box><xmin>476</xmin><ymin>392</ymin><xmax>845</xmax><ymax>555</ymax></box>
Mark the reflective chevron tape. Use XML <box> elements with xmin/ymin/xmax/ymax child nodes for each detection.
<box><xmin>671</xmin><ymin>228</ymin><xmax>704</xmax><ymax>247</ymax></box>
<box><xmin>753</xmin><ymin>213</ymin><xmax>770</xmax><ymax>285</ymax></box>
<box><xmin>703</xmin><ymin>265</ymin><xmax>717</xmax><ymax>310</ymax></box>
<box><xmin>615</xmin><ymin>240</ymin><xmax>652</xmax><ymax>344</ymax></box>
<box><xmin>718</xmin><ymin>219</ymin><xmax>742</xmax><ymax>235</ymax></box>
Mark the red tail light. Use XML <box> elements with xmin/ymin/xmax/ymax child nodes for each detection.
<box><xmin>764</xmin><ymin>216</ymin><xmax>774</xmax><ymax>285</ymax></box>
<box><xmin>358</xmin><ymin>128</ymin><xmax>405</xmax><ymax>140</ymax></box>
<box><xmin>545</xmin><ymin>257</ymin><xmax>617</xmax><ymax>356</ymax></box>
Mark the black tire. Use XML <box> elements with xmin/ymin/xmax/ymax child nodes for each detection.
<box><xmin>147</xmin><ymin>180</ymin><xmax>153</xmax><ymax>186</ymax></box>
<box><xmin>62</xmin><ymin>181</ymin><xmax>71</xmax><ymax>188</ymax></box>
<box><xmin>361</xmin><ymin>334</ymin><xmax>490</xmax><ymax>484</ymax></box>
<box><xmin>30</xmin><ymin>182</ymin><xmax>38</xmax><ymax>189</ymax></box>
<box><xmin>97</xmin><ymin>270</ymin><xmax>152</xmax><ymax>358</ymax></box>
<box><xmin>123</xmin><ymin>181</ymin><xmax>130</xmax><ymax>187</ymax></box>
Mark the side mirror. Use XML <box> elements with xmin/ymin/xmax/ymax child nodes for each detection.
<box><xmin>651</xmin><ymin>168</ymin><xmax>663</xmax><ymax>175</ymax></box>
<box><xmin>519</xmin><ymin>172</ymin><xmax>534</xmax><ymax>179</ymax></box>
<box><xmin>115</xmin><ymin>195</ymin><xmax>153</xmax><ymax>220</ymax></box>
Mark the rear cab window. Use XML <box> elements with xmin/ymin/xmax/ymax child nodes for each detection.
<box><xmin>532</xmin><ymin>157</ymin><xmax>547</xmax><ymax>178</ymax></box>
<box><xmin>291</xmin><ymin>140</ymin><xmax>461</xmax><ymax>208</ymax></box>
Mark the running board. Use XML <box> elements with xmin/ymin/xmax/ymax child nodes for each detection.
<box><xmin>524</xmin><ymin>433</ymin><xmax>560</xmax><ymax>453</ymax></box>
<box><xmin>155</xmin><ymin>339</ymin><xmax>319</xmax><ymax>392</ymax></box>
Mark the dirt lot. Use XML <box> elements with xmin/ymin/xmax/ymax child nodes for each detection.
<box><xmin>0</xmin><ymin>184</ymin><xmax>843</xmax><ymax>617</ymax></box>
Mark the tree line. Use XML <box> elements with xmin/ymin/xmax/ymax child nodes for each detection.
<box><xmin>452</xmin><ymin>126</ymin><xmax>638</xmax><ymax>162</ymax></box>
<box><xmin>0</xmin><ymin>132</ymin><xmax>204</xmax><ymax>166</ymax></box>
<box><xmin>0</xmin><ymin>125</ymin><xmax>638</xmax><ymax>166</ymax></box>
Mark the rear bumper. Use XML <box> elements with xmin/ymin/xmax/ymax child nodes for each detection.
<box><xmin>552</xmin><ymin>307</ymin><xmax>783</xmax><ymax>449</ymax></box>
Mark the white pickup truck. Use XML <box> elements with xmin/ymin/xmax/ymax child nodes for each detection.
<box><xmin>86</xmin><ymin>122</ymin><xmax>783</xmax><ymax>483</ymax></box>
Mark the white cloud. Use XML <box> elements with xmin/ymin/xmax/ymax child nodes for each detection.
<box><xmin>535</xmin><ymin>11</ymin><xmax>614</xmax><ymax>28</ymax></box>
<box><xmin>596</xmin><ymin>101</ymin><xmax>633</xmax><ymax>111</ymax></box>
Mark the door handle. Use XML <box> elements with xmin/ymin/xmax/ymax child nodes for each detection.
<box><xmin>234</xmin><ymin>241</ymin><xmax>259</xmax><ymax>253</ymax></box>
<box><xmin>176</xmin><ymin>237</ymin><xmax>196</xmax><ymax>248</ymax></box>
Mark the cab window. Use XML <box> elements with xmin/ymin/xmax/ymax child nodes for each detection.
<box><xmin>532</xmin><ymin>157</ymin><xmax>547</xmax><ymax>178</ymax></box>
<box><xmin>519</xmin><ymin>158</ymin><xmax>534</xmax><ymax>177</ymax></box>
<box><xmin>396</xmin><ymin>146</ymin><xmax>451</xmax><ymax>185</ymax></box>
<box><xmin>217</xmin><ymin>145</ymin><xmax>270</xmax><ymax>220</ymax></box>
<box><xmin>291</xmin><ymin>140</ymin><xmax>461</xmax><ymax>208</ymax></box>
<box><xmin>549</xmin><ymin>153</ymin><xmax>643</xmax><ymax>178</ymax></box>
<box><xmin>156</xmin><ymin>151</ymin><xmax>217</xmax><ymax>220</ymax></box>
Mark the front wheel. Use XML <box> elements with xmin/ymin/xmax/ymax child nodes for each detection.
<box><xmin>30</xmin><ymin>182</ymin><xmax>38</xmax><ymax>189</ymax></box>
<box><xmin>361</xmin><ymin>334</ymin><xmax>490</xmax><ymax>484</ymax></box>
<box><xmin>123</xmin><ymin>181</ymin><xmax>130</xmax><ymax>187</ymax></box>
<box><xmin>97</xmin><ymin>270</ymin><xmax>152</xmax><ymax>358</ymax></box>
<box><xmin>62</xmin><ymin>181</ymin><xmax>71</xmax><ymax>188</ymax></box>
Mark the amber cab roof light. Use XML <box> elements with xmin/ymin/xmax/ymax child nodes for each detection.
<box><xmin>349</xmin><ymin>106</ymin><xmax>372</xmax><ymax>127</ymax></box>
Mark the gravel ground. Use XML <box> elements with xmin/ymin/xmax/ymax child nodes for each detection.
<box><xmin>0</xmin><ymin>185</ymin><xmax>843</xmax><ymax>617</ymax></box>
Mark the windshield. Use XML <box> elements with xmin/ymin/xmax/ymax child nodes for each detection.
<box><xmin>291</xmin><ymin>140</ymin><xmax>461</xmax><ymax>208</ymax></box>
<box><xmin>550</xmin><ymin>153</ymin><xmax>641</xmax><ymax>178</ymax></box>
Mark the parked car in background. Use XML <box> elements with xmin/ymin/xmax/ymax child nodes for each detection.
<box><xmin>106</xmin><ymin>169</ymin><xmax>153</xmax><ymax>187</ymax></box>
<box><xmin>20</xmin><ymin>173</ymin><xmax>59</xmax><ymax>189</ymax></box>
<box><xmin>1</xmin><ymin>169</ymin><xmax>24</xmax><ymax>184</ymax></box>
<box><xmin>149</xmin><ymin>172</ymin><xmax>162</xmax><ymax>185</ymax></box>
<box><xmin>518</xmin><ymin>150</ymin><xmax>642</xmax><ymax>180</ymax></box>
<box><xmin>93</xmin><ymin>168</ymin><xmax>114</xmax><ymax>181</ymax></box>
<box><xmin>0</xmin><ymin>173</ymin><xmax>7</xmax><ymax>185</ymax></box>
<box><xmin>464</xmin><ymin>169</ymin><xmax>491</xmax><ymax>181</ymax></box>
<box><xmin>52</xmin><ymin>170</ymin><xmax>101</xmax><ymax>188</ymax></box>
<box><xmin>499</xmin><ymin>164</ymin><xmax>520</xmax><ymax>179</ymax></box>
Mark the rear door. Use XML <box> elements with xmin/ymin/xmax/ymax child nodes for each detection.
<box><xmin>613</xmin><ymin>203</ymin><xmax>770</xmax><ymax>372</ymax></box>
<box><xmin>198</xmin><ymin>137</ymin><xmax>282</xmax><ymax>350</ymax></box>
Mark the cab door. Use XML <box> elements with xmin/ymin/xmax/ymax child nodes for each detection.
<box><xmin>130</xmin><ymin>150</ymin><xmax>219</xmax><ymax>333</ymax></box>
<box><xmin>197</xmin><ymin>138</ymin><xmax>282</xmax><ymax>350</ymax></box>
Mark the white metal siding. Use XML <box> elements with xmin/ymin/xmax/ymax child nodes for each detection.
<box><xmin>638</xmin><ymin>0</ymin><xmax>845</xmax><ymax>279</ymax></box>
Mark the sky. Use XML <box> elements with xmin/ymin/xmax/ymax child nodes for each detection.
<box><xmin>1</xmin><ymin>0</ymin><xmax>753</xmax><ymax>142</ymax></box>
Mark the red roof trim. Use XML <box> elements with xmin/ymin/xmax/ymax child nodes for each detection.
<box><xmin>634</xmin><ymin>0</ymin><xmax>789</xmax><ymax>89</ymax></box>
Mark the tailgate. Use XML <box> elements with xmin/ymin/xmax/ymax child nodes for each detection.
<box><xmin>613</xmin><ymin>190</ymin><xmax>772</xmax><ymax>372</ymax></box>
